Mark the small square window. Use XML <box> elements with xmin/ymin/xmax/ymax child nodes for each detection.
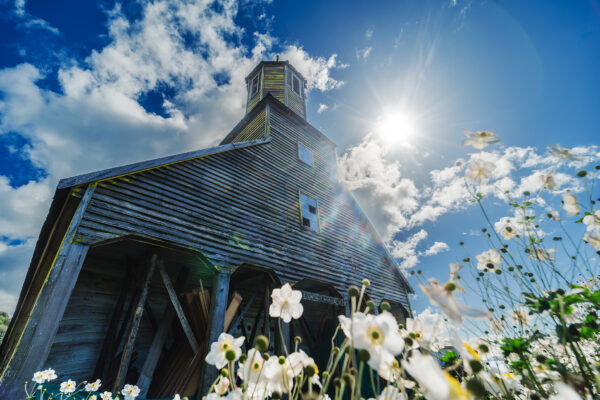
<box><xmin>250</xmin><ymin>74</ymin><xmax>260</xmax><ymax>97</ymax></box>
<box><xmin>300</xmin><ymin>193</ymin><xmax>319</xmax><ymax>231</ymax></box>
<box><xmin>298</xmin><ymin>142</ymin><xmax>313</xmax><ymax>166</ymax></box>
<box><xmin>288</xmin><ymin>70</ymin><xmax>302</xmax><ymax>96</ymax></box>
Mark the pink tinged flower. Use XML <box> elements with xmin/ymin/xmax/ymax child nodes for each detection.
<box><xmin>60</xmin><ymin>380</ymin><xmax>77</xmax><ymax>393</ymax></box>
<box><xmin>541</xmin><ymin>174</ymin><xmax>556</xmax><ymax>190</ymax></box>
<box><xmin>583</xmin><ymin>210</ymin><xmax>600</xmax><ymax>232</ymax></box>
<box><xmin>269</xmin><ymin>283</ymin><xmax>303</xmax><ymax>323</ymax></box>
<box><xmin>466</xmin><ymin>159</ymin><xmax>495</xmax><ymax>185</ymax></box>
<box><xmin>419</xmin><ymin>279</ymin><xmax>490</xmax><ymax>326</ymax></box>
<box><xmin>526</xmin><ymin>245</ymin><xmax>556</xmax><ymax>261</ymax></box>
<box><xmin>214</xmin><ymin>377</ymin><xmax>230</xmax><ymax>395</ymax></box>
<box><xmin>205</xmin><ymin>332</ymin><xmax>245</xmax><ymax>369</ymax></box>
<box><xmin>583</xmin><ymin>232</ymin><xmax>600</xmax><ymax>251</ymax></box>
<box><xmin>547</xmin><ymin>145</ymin><xmax>584</xmax><ymax>161</ymax></box>
<box><xmin>476</xmin><ymin>249</ymin><xmax>502</xmax><ymax>272</ymax></box>
<box><xmin>562</xmin><ymin>193</ymin><xmax>580</xmax><ymax>216</ymax></box>
<box><xmin>462</xmin><ymin>130</ymin><xmax>500</xmax><ymax>150</ymax></box>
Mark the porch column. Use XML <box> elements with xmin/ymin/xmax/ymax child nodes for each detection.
<box><xmin>0</xmin><ymin>185</ymin><xmax>95</xmax><ymax>399</ymax></box>
<box><xmin>198</xmin><ymin>267</ymin><xmax>232</xmax><ymax>396</ymax></box>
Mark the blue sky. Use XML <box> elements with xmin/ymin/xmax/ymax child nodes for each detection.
<box><xmin>0</xmin><ymin>0</ymin><xmax>599</xmax><ymax>316</ymax></box>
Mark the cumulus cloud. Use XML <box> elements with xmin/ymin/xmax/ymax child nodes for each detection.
<box><xmin>317</xmin><ymin>103</ymin><xmax>329</xmax><ymax>113</ymax></box>
<box><xmin>0</xmin><ymin>0</ymin><xmax>345</xmax><ymax>313</ymax></box>
<box><xmin>424</xmin><ymin>241</ymin><xmax>450</xmax><ymax>256</ymax></box>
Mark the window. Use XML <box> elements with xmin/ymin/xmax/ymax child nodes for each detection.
<box><xmin>288</xmin><ymin>70</ymin><xmax>302</xmax><ymax>96</ymax></box>
<box><xmin>300</xmin><ymin>193</ymin><xmax>319</xmax><ymax>231</ymax></box>
<box><xmin>298</xmin><ymin>142</ymin><xmax>313</xmax><ymax>166</ymax></box>
<box><xmin>250</xmin><ymin>74</ymin><xmax>260</xmax><ymax>97</ymax></box>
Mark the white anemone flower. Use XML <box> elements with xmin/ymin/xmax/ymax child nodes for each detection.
<box><xmin>401</xmin><ymin>315</ymin><xmax>441</xmax><ymax>351</ymax></box>
<box><xmin>547</xmin><ymin>145</ymin><xmax>584</xmax><ymax>161</ymax></box>
<box><xmin>378</xmin><ymin>385</ymin><xmax>407</xmax><ymax>400</ymax></box>
<box><xmin>541</xmin><ymin>174</ymin><xmax>557</xmax><ymax>190</ymax></box>
<box><xmin>263</xmin><ymin>355</ymin><xmax>295</xmax><ymax>394</ymax></box>
<box><xmin>214</xmin><ymin>377</ymin><xmax>230</xmax><ymax>395</ymax></box>
<box><xmin>476</xmin><ymin>249</ymin><xmax>502</xmax><ymax>272</ymax></box>
<box><xmin>60</xmin><ymin>380</ymin><xmax>77</xmax><ymax>394</ymax></box>
<box><xmin>419</xmin><ymin>279</ymin><xmax>490</xmax><ymax>325</ymax></box>
<box><xmin>402</xmin><ymin>351</ymin><xmax>469</xmax><ymax>400</ymax></box>
<box><xmin>122</xmin><ymin>384</ymin><xmax>140</xmax><ymax>399</ymax></box>
<box><xmin>173</xmin><ymin>395</ymin><xmax>181</xmax><ymax>400</ymax></box>
<box><xmin>562</xmin><ymin>193</ymin><xmax>580</xmax><ymax>216</ymax></box>
<box><xmin>526</xmin><ymin>245</ymin><xmax>556</xmax><ymax>261</ymax></box>
<box><xmin>205</xmin><ymin>332</ymin><xmax>245</xmax><ymax>369</ymax></box>
<box><xmin>583</xmin><ymin>232</ymin><xmax>600</xmax><ymax>251</ymax></box>
<box><xmin>549</xmin><ymin>383</ymin><xmax>582</xmax><ymax>400</ymax></box>
<box><xmin>466</xmin><ymin>159</ymin><xmax>495</xmax><ymax>185</ymax></box>
<box><xmin>339</xmin><ymin>311</ymin><xmax>404</xmax><ymax>370</ymax></box>
<box><xmin>85</xmin><ymin>379</ymin><xmax>102</xmax><ymax>392</ymax></box>
<box><xmin>44</xmin><ymin>368</ymin><xmax>57</xmax><ymax>381</ymax></box>
<box><xmin>583</xmin><ymin>210</ymin><xmax>600</xmax><ymax>231</ymax></box>
<box><xmin>32</xmin><ymin>371</ymin><xmax>47</xmax><ymax>384</ymax></box>
<box><xmin>495</xmin><ymin>217</ymin><xmax>519</xmax><ymax>240</ymax></box>
<box><xmin>287</xmin><ymin>350</ymin><xmax>316</xmax><ymax>376</ymax></box>
<box><xmin>269</xmin><ymin>283</ymin><xmax>303</xmax><ymax>322</ymax></box>
<box><xmin>462</xmin><ymin>130</ymin><xmax>500</xmax><ymax>150</ymax></box>
<box><xmin>100</xmin><ymin>392</ymin><xmax>113</xmax><ymax>400</ymax></box>
<box><xmin>238</xmin><ymin>349</ymin><xmax>270</xmax><ymax>399</ymax></box>
<box><xmin>449</xmin><ymin>263</ymin><xmax>462</xmax><ymax>282</ymax></box>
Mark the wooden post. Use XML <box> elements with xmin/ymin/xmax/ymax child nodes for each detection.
<box><xmin>0</xmin><ymin>185</ymin><xmax>95</xmax><ymax>400</ymax></box>
<box><xmin>157</xmin><ymin>261</ymin><xmax>199</xmax><ymax>353</ymax></box>
<box><xmin>198</xmin><ymin>268</ymin><xmax>230</xmax><ymax>396</ymax></box>
<box><xmin>112</xmin><ymin>254</ymin><xmax>158</xmax><ymax>392</ymax></box>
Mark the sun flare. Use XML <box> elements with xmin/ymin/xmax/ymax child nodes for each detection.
<box><xmin>374</xmin><ymin>110</ymin><xmax>417</xmax><ymax>147</ymax></box>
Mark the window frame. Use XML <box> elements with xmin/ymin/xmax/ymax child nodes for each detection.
<box><xmin>249</xmin><ymin>73</ymin><xmax>260</xmax><ymax>98</ymax></box>
<box><xmin>289</xmin><ymin>70</ymin><xmax>302</xmax><ymax>96</ymax></box>
<box><xmin>299</xmin><ymin>192</ymin><xmax>320</xmax><ymax>232</ymax></box>
<box><xmin>297</xmin><ymin>142</ymin><xmax>313</xmax><ymax>166</ymax></box>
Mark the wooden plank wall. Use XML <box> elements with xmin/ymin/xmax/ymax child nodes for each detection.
<box><xmin>262</xmin><ymin>65</ymin><xmax>286</xmax><ymax>105</ymax></box>
<box><xmin>73</xmin><ymin>104</ymin><xmax>409</xmax><ymax>309</ymax></box>
<box><xmin>245</xmin><ymin>70</ymin><xmax>262</xmax><ymax>114</ymax></box>
<box><xmin>286</xmin><ymin>84</ymin><xmax>306</xmax><ymax>119</ymax></box>
<box><xmin>230</xmin><ymin>108</ymin><xmax>266</xmax><ymax>143</ymax></box>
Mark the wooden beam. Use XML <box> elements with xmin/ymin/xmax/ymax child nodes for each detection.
<box><xmin>138</xmin><ymin>267</ymin><xmax>190</xmax><ymax>397</ymax></box>
<box><xmin>224</xmin><ymin>292</ymin><xmax>242</xmax><ymax>332</ymax></box>
<box><xmin>227</xmin><ymin>293</ymin><xmax>256</xmax><ymax>334</ymax></box>
<box><xmin>113</xmin><ymin>254</ymin><xmax>158</xmax><ymax>392</ymax></box>
<box><xmin>198</xmin><ymin>269</ymin><xmax>230</xmax><ymax>396</ymax></box>
<box><xmin>0</xmin><ymin>184</ymin><xmax>95</xmax><ymax>400</ymax></box>
<box><xmin>157</xmin><ymin>261</ymin><xmax>199</xmax><ymax>353</ymax></box>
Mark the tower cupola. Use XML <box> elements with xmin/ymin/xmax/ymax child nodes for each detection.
<box><xmin>245</xmin><ymin>60</ymin><xmax>307</xmax><ymax>119</ymax></box>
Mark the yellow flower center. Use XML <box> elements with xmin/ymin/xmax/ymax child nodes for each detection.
<box><xmin>252</xmin><ymin>361</ymin><xmax>263</xmax><ymax>371</ymax></box>
<box><xmin>463</xmin><ymin>342</ymin><xmax>480</xmax><ymax>360</ymax></box>
<box><xmin>219</xmin><ymin>340</ymin><xmax>232</xmax><ymax>351</ymax></box>
<box><xmin>503</xmin><ymin>372</ymin><xmax>516</xmax><ymax>380</ymax></box>
<box><xmin>367</xmin><ymin>325</ymin><xmax>385</xmax><ymax>345</ymax></box>
<box><xmin>444</xmin><ymin>372</ymin><xmax>469</xmax><ymax>399</ymax></box>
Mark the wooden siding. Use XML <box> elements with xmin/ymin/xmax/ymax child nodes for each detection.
<box><xmin>245</xmin><ymin>70</ymin><xmax>262</xmax><ymax>114</ymax></box>
<box><xmin>287</xmin><ymin>88</ymin><xmax>306</xmax><ymax>119</ymax></box>
<box><xmin>262</xmin><ymin>65</ymin><xmax>286</xmax><ymax>104</ymax></box>
<box><xmin>72</xmin><ymin>103</ymin><xmax>410</xmax><ymax>309</ymax></box>
<box><xmin>230</xmin><ymin>108</ymin><xmax>267</xmax><ymax>143</ymax></box>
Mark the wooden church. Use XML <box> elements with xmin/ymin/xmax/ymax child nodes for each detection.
<box><xmin>0</xmin><ymin>60</ymin><xmax>413</xmax><ymax>399</ymax></box>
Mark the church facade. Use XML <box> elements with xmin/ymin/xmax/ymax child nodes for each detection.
<box><xmin>0</xmin><ymin>60</ymin><xmax>412</xmax><ymax>399</ymax></box>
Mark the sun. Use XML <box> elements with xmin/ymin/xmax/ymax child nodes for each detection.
<box><xmin>374</xmin><ymin>110</ymin><xmax>417</xmax><ymax>147</ymax></box>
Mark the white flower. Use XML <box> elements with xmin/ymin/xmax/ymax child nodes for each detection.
<box><xmin>583</xmin><ymin>210</ymin><xmax>600</xmax><ymax>231</ymax></box>
<box><xmin>44</xmin><ymin>368</ymin><xmax>57</xmax><ymax>381</ymax></box>
<box><xmin>263</xmin><ymin>355</ymin><xmax>295</xmax><ymax>394</ymax></box>
<box><xmin>549</xmin><ymin>382</ymin><xmax>582</xmax><ymax>400</ymax></box>
<box><xmin>466</xmin><ymin>159</ymin><xmax>495</xmax><ymax>185</ymax></box>
<box><xmin>287</xmin><ymin>350</ymin><xmax>316</xmax><ymax>376</ymax></box>
<box><xmin>32</xmin><ymin>371</ymin><xmax>47</xmax><ymax>384</ymax></box>
<box><xmin>541</xmin><ymin>174</ymin><xmax>557</xmax><ymax>190</ymax></box>
<box><xmin>86</xmin><ymin>379</ymin><xmax>102</xmax><ymax>392</ymax></box>
<box><xmin>204</xmin><ymin>394</ymin><xmax>226</xmax><ymax>400</ymax></box>
<box><xmin>339</xmin><ymin>312</ymin><xmax>404</xmax><ymax>370</ymax></box>
<box><xmin>269</xmin><ymin>283</ymin><xmax>303</xmax><ymax>322</ymax></box>
<box><xmin>205</xmin><ymin>332</ymin><xmax>245</xmax><ymax>369</ymax></box>
<box><xmin>238</xmin><ymin>349</ymin><xmax>270</xmax><ymax>398</ymax></box>
<box><xmin>449</xmin><ymin>263</ymin><xmax>462</xmax><ymax>282</ymax></box>
<box><xmin>419</xmin><ymin>279</ymin><xmax>490</xmax><ymax>325</ymax></box>
<box><xmin>547</xmin><ymin>145</ymin><xmax>583</xmax><ymax>161</ymax></box>
<box><xmin>122</xmin><ymin>384</ymin><xmax>140</xmax><ymax>399</ymax></box>
<box><xmin>495</xmin><ymin>217</ymin><xmax>519</xmax><ymax>240</ymax></box>
<box><xmin>462</xmin><ymin>130</ymin><xmax>500</xmax><ymax>150</ymax></box>
<box><xmin>60</xmin><ymin>380</ymin><xmax>77</xmax><ymax>393</ymax></box>
<box><xmin>510</xmin><ymin>307</ymin><xmax>532</xmax><ymax>327</ymax></box>
<box><xmin>401</xmin><ymin>314</ymin><xmax>441</xmax><ymax>352</ymax></box>
<box><xmin>548</xmin><ymin>210</ymin><xmax>560</xmax><ymax>221</ymax></box>
<box><xmin>90</xmin><ymin>396</ymin><xmax>98</xmax><ymax>400</ymax></box>
<box><xmin>173</xmin><ymin>395</ymin><xmax>181</xmax><ymax>400</ymax></box>
<box><xmin>583</xmin><ymin>232</ymin><xmax>600</xmax><ymax>251</ymax></box>
<box><xmin>214</xmin><ymin>377</ymin><xmax>230</xmax><ymax>395</ymax></box>
<box><xmin>402</xmin><ymin>351</ymin><xmax>468</xmax><ymax>400</ymax></box>
<box><xmin>378</xmin><ymin>385</ymin><xmax>406</xmax><ymax>400</ymax></box>
<box><xmin>227</xmin><ymin>389</ymin><xmax>242</xmax><ymax>400</ymax></box>
<box><xmin>562</xmin><ymin>193</ymin><xmax>579</xmax><ymax>216</ymax></box>
<box><xmin>526</xmin><ymin>245</ymin><xmax>556</xmax><ymax>261</ymax></box>
<box><xmin>476</xmin><ymin>249</ymin><xmax>502</xmax><ymax>272</ymax></box>
<box><xmin>100</xmin><ymin>392</ymin><xmax>113</xmax><ymax>400</ymax></box>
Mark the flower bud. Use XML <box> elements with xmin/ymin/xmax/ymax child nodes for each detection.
<box><xmin>366</xmin><ymin>300</ymin><xmax>375</xmax><ymax>311</ymax></box>
<box><xmin>304</xmin><ymin>364</ymin><xmax>316</xmax><ymax>377</ymax></box>
<box><xmin>333</xmin><ymin>378</ymin><xmax>342</xmax><ymax>388</ymax></box>
<box><xmin>362</xmin><ymin>279</ymin><xmax>371</xmax><ymax>287</ymax></box>
<box><xmin>262</xmin><ymin>352</ymin><xmax>270</xmax><ymax>361</ymax></box>
<box><xmin>348</xmin><ymin>285</ymin><xmax>360</xmax><ymax>297</ymax></box>
<box><xmin>220</xmin><ymin>368</ymin><xmax>229</xmax><ymax>377</ymax></box>
<box><xmin>358</xmin><ymin>349</ymin><xmax>370</xmax><ymax>363</ymax></box>
<box><xmin>343</xmin><ymin>373</ymin><xmax>354</xmax><ymax>386</ymax></box>
<box><xmin>294</xmin><ymin>336</ymin><xmax>302</xmax><ymax>345</ymax></box>
<box><xmin>444</xmin><ymin>282</ymin><xmax>457</xmax><ymax>292</ymax></box>
<box><xmin>469</xmin><ymin>360</ymin><xmax>484</xmax><ymax>374</ymax></box>
<box><xmin>271</xmin><ymin>392</ymin><xmax>281</xmax><ymax>400</ymax></box>
<box><xmin>577</xmin><ymin>170</ymin><xmax>587</xmax><ymax>177</ymax></box>
<box><xmin>380</xmin><ymin>301</ymin><xmax>391</xmax><ymax>311</ymax></box>
<box><xmin>239</xmin><ymin>354</ymin><xmax>247</xmax><ymax>363</ymax></box>
<box><xmin>254</xmin><ymin>335</ymin><xmax>269</xmax><ymax>352</ymax></box>
<box><xmin>278</xmin><ymin>356</ymin><xmax>286</xmax><ymax>365</ymax></box>
<box><xmin>225</xmin><ymin>349</ymin><xmax>237</xmax><ymax>361</ymax></box>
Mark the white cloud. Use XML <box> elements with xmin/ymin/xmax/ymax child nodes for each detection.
<box><xmin>317</xmin><ymin>103</ymin><xmax>329</xmax><ymax>113</ymax></box>
<box><xmin>0</xmin><ymin>0</ymin><xmax>345</xmax><ymax>314</ymax></box>
<box><xmin>355</xmin><ymin>47</ymin><xmax>372</xmax><ymax>61</ymax></box>
<box><xmin>390</xmin><ymin>229</ymin><xmax>428</xmax><ymax>270</ymax></box>
<box><xmin>365</xmin><ymin>28</ymin><xmax>373</xmax><ymax>40</ymax></box>
<box><xmin>424</xmin><ymin>241</ymin><xmax>450</xmax><ymax>256</ymax></box>
<box><xmin>11</xmin><ymin>0</ymin><xmax>59</xmax><ymax>34</ymax></box>
<box><xmin>0</xmin><ymin>239</ymin><xmax>35</xmax><ymax>314</ymax></box>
